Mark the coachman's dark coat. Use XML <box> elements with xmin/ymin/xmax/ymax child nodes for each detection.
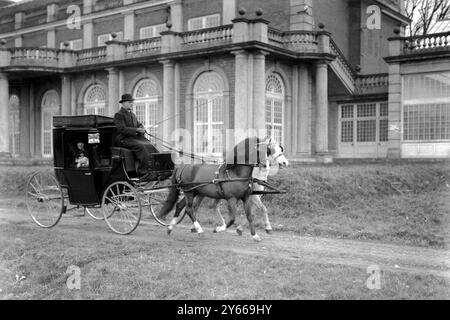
<box><xmin>113</xmin><ymin>107</ymin><xmax>158</xmax><ymax>175</ymax></box>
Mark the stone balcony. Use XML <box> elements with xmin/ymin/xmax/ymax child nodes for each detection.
<box><xmin>386</xmin><ymin>31</ymin><xmax>450</xmax><ymax>62</ymax></box>
<box><xmin>0</xmin><ymin>17</ymin><xmax>334</xmax><ymax>73</ymax></box>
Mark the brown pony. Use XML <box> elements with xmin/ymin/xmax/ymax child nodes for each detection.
<box><xmin>156</xmin><ymin>138</ymin><xmax>288</xmax><ymax>241</ymax></box>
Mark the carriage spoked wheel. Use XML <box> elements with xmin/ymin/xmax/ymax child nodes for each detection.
<box><xmin>84</xmin><ymin>207</ymin><xmax>103</xmax><ymax>220</ymax></box>
<box><xmin>146</xmin><ymin>179</ymin><xmax>186</xmax><ymax>226</ymax></box>
<box><xmin>26</xmin><ymin>171</ymin><xmax>65</xmax><ymax>228</ymax></box>
<box><xmin>102</xmin><ymin>181</ymin><xmax>142</xmax><ymax>235</ymax></box>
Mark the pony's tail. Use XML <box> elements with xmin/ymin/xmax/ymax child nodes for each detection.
<box><xmin>157</xmin><ymin>171</ymin><xmax>180</xmax><ymax>218</ymax></box>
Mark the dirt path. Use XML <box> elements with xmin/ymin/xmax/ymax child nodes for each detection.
<box><xmin>1</xmin><ymin>206</ymin><xmax>449</xmax><ymax>279</ymax></box>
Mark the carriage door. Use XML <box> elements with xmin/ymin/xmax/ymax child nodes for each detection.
<box><xmin>9</xmin><ymin>94</ymin><xmax>20</xmax><ymax>157</ymax></box>
<box><xmin>338</xmin><ymin>102</ymin><xmax>388</xmax><ymax>158</ymax></box>
<box><xmin>193</xmin><ymin>72</ymin><xmax>224</xmax><ymax>158</ymax></box>
<box><xmin>41</xmin><ymin>90</ymin><xmax>60</xmax><ymax>158</ymax></box>
<box><xmin>133</xmin><ymin>79</ymin><xmax>161</xmax><ymax>144</ymax></box>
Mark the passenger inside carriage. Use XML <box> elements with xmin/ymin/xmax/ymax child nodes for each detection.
<box><xmin>73</xmin><ymin>142</ymin><xmax>89</xmax><ymax>168</ymax></box>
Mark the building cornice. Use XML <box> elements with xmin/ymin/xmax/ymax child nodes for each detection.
<box><xmin>0</xmin><ymin>0</ymin><xmax>172</xmax><ymax>39</ymax></box>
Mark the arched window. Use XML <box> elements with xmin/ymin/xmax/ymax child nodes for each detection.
<box><xmin>84</xmin><ymin>84</ymin><xmax>106</xmax><ymax>116</ymax></box>
<box><xmin>133</xmin><ymin>79</ymin><xmax>161</xmax><ymax>142</ymax></box>
<box><xmin>41</xmin><ymin>90</ymin><xmax>60</xmax><ymax>157</ymax></box>
<box><xmin>193</xmin><ymin>72</ymin><xmax>224</xmax><ymax>157</ymax></box>
<box><xmin>9</xmin><ymin>94</ymin><xmax>20</xmax><ymax>157</ymax></box>
<box><xmin>265</xmin><ymin>73</ymin><xmax>285</xmax><ymax>145</ymax></box>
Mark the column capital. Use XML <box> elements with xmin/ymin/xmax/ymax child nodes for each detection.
<box><xmin>253</xmin><ymin>49</ymin><xmax>270</xmax><ymax>58</ymax></box>
<box><xmin>231</xmin><ymin>49</ymin><xmax>248</xmax><ymax>57</ymax></box>
<box><xmin>159</xmin><ymin>59</ymin><xmax>175</xmax><ymax>67</ymax></box>
<box><xmin>61</xmin><ymin>74</ymin><xmax>71</xmax><ymax>82</ymax></box>
<box><xmin>314</xmin><ymin>60</ymin><xmax>331</xmax><ymax>67</ymax></box>
<box><xmin>106</xmin><ymin>67</ymin><xmax>119</xmax><ymax>74</ymax></box>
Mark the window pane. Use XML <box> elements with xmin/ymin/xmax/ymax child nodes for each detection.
<box><xmin>357</xmin><ymin>120</ymin><xmax>376</xmax><ymax>142</ymax></box>
<box><xmin>188</xmin><ymin>17</ymin><xmax>203</xmax><ymax>31</ymax></box>
<box><xmin>205</xmin><ymin>14</ymin><xmax>220</xmax><ymax>28</ymax></box>
<box><xmin>341</xmin><ymin>105</ymin><xmax>354</xmax><ymax>118</ymax></box>
<box><xmin>341</xmin><ymin>121</ymin><xmax>354</xmax><ymax>142</ymax></box>
<box><xmin>379</xmin><ymin>119</ymin><xmax>388</xmax><ymax>142</ymax></box>
<box><xmin>357</xmin><ymin>103</ymin><xmax>376</xmax><ymax>117</ymax></box>
<box><xmin>404</xmin><ymin>103</ymin><xmax>450</xmax><ymax>141</ymax></box>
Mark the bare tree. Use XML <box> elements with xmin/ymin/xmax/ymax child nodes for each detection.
<box><xmin>405</xmin><ymin>0</ymin><xmax>450</xmax><ymax>36</ymax></box>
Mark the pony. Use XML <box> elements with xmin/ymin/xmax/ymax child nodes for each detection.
<box><xmin>212</xmin><ymin>142</ymin><xmax>287</xmax><ymax>235</ymax></box>
<box><xmin>156</xmin><ymin>137</ymin><xmax>288</xmax><ymax>241</ymax></box>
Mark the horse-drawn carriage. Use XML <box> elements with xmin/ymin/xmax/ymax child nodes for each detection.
<box><xmin>26</xmin><ymin>114</ymin><xmax>288</xmax><ymax>240</ymax></box>
<box><xmin>25</xmin><ymin>115</ymin><xmax>185</xmax><ymax>235</ymax></box>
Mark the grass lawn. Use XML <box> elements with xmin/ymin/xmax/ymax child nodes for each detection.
<box><xmin>0</xmin><ymin>223</ymin><xmax>448</xmax><ymax>300</ymax></box>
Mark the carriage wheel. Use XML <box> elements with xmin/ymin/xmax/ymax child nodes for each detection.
<box><xmin>147</xmin><ymin>179</ymin><xmax>186</xmax><ymax>226</ymax></box>
<box><xmin>102</xmin><ymin>181</ymin><xmax>142</xmax><ymax>235</ymax></box>
<box><xmin>84</xmin><ymin>207</ymin><xmax>103</xmax><ymax>220</ymax></box>
<box><xmin>26</xmin><ymin>171</ymin><xmax>64</xmax><ymax>228</ymax></box>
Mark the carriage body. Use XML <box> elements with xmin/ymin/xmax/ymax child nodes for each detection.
<box><xmin>52</xmin><ymin>115</ymin><xmax>174</xmax><ymax>207</ymax></box>
<box><xmin>25</xmin><ymin>114</ymin><xmax>180</xmax><ymax>234</ymax></box>
<box><xmin>53</xmin><ymin>115</ymin><xmax>118</xmax><ymax>206</ymax></box>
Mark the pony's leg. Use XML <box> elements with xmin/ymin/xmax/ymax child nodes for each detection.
<box><xmin>244</xmin><ymin>198</ymin><xmax>261</xmax><ymax>242</ymax></box>
<box><xmin>255</xmin><ymin>195</ymin><xmax>272</xmax><ymax>234</ymax></box>
<box><xmin>225</xmin><ymin>198</ymin><xmax>237</xmax><ymax>230</ymax></box>
<box><xmin>167</xmin><ymin>197</ymin><xmax>186</xmax><ymax>235</ymax></box>
<box><xmin>213</xmin><ymin>199</ymin><xmax>227</xmax><ymax>233</ymax></box>
<box><xmin>190</xmin><ymin>195</ymin><xmax>205</xmax><ymax>233</ymax></box>
<box><xmin>185</xmin><ymin>192</ymin><xmax>204</xmax><ymax>235</ymax></box>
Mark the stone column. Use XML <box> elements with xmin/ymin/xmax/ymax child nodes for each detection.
<box><xmin>83</xmin><ymin>19</ymin><xmax>94</xmax><ymax>49</ymax></box>
<box><xmin>47</xmin><ymin>29</ymin><xmax>56</xmax><ymax>48</ymax></box>
<box><xmin>253</xmin><ymin>50</ymin><xmax>267</xmax><ymax>136</ymax></box>
<box><xmin>107</xmin><ymin>68</ymin><xmax>120</xmax><ymax>117</ymax></box>
<box><xmin>387</xmin><ymin>63</ymin><xmax>402</xmax><ymax>158</ymax></box>
<box><xmin>161</xmin><ymin>60</ymin><xmax>175</xmax><ymax>143</ymax></box>
<box><xmin>61</xmin><ymin>75</ymin><xmax>72</xmax><ymax>115</ymax></box>
<box><xmin>170</xmin><ymin>0</ymin><xmax>183</xmax><ymax>32</ymax></box>
<box><xmin>298</xmin><ymin>64</ymin><xmax>310</xmax><ymax>155</ymax></box>
<box><xmin>29</xmin><ymin>83</ymin><xmax>35</xmax><ymax>157</ymax></box>
<box><xmin>315</xmin><ymin>62</ymin><xmax>329</xmax><ymax>154</ymax></box>
<box><xmin>0</xmin><ymin>72</ymin><xmax>9</xmax><ymax>156</ymax></box>
<box><xmin>223</xmin><ymin>0</ymin><xmax>236</xmax><ymax>25</ymax></box>
<box><xmin>19</xmin><ymin>84</ymin><xmax>31</xmax><ymax>157</ymax></box>
<box><xmin>233</xmin><ymin>50</ymin><xmax>249</xmax><ymax>131</ymax></box>
<box><xmin>123</xmin><ymin>10</ymin><xmax>135</xmax><ymax>41</ymax></box>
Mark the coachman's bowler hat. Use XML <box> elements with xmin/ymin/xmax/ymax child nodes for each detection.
<box><xmin>119</xmin><ymin>94</ymin><xmax>135</xmax><ymax>103</ymax></box>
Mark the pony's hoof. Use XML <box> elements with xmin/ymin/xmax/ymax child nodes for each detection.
<box><xmin>236</xmin><ymin>229</ymin><xmax>243</xmax><ymax>236</ymax></box>
<box><xmin>265</xmin><ymin>229</ymin><xmax>273</xmax><ymax>234</ymax></box>
<box><xmin>213</xmin><ymin>228</ymin><xmax>218</xmax><ymax>233</ymax></box>
<box><xmin>214</xmin><ymin>226</ymin><xmax>226</xmax><ymax>233</ymax></box>
<box><xmin>252</xmin><ymin>234</ymin><xmax>262</xmax><ymax>242</ymax></box>
<box><xmin>190</xmin><ymin>228</ymin><xmax>197</xmax><ymax>233</ymax></box>
<box><xmin>167</xmin><ymin>228</ymin><xmax>172</xmax><ymax>235</ymax></box>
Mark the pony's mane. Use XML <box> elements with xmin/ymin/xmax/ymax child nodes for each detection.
<box><xmin>224</xmin><ymin>136</ymin><xmax>268</xmax><ymax>166</ymax></box>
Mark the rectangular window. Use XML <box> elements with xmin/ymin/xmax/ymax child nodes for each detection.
<box><xmin>339</xmin><ymin>102</ymin><xmax>388</xmax><ymax>144</ymax></box>
<box><xmin>403</xmin><ymin>72</ymin><xmax>450</xmax><ymax>142</ymax></box>
<box><xmin>139</xmin><ymin>24</ymin><xmax>166</xmax><ymax>39</ymax></box>
<box><xmin>188</xmin><ymin>14</ymin><xmax>220</xmax><ymax>31</ymax></box>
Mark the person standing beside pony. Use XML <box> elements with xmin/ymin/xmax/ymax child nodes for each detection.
<box><xmin>113</xmin><ymin>93</ymin><xmax>158</xmax><ymax>181</ymax></box>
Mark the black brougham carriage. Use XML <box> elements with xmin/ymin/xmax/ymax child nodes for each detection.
<box><xmin>25</xmin><ymin>114</ymin><xmax>182</xmax><ymax>235</ymax></box>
